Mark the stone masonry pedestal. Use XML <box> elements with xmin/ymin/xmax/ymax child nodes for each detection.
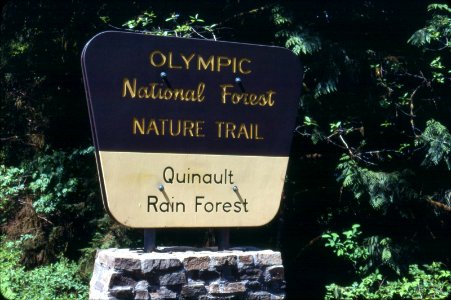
<box><xmin>89</xmin><ymin>248</ymin><xmax>285</xmax><ymax>299</ymax></box>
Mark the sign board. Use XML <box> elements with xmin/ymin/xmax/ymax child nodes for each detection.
<box><xmin>81</xmin><ymin>31</ymin><xmax>302</xmax><ymax>228</ymax></box>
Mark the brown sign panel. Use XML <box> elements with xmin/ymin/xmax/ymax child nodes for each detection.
<box><xmin>81</xmin><ymin>31</ymin><xmax>302</xmax><ymax>228</ymax></box>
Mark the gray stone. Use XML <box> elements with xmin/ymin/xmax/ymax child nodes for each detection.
<box><xmin>199</xmin><ymin>270</ymin><xmax>221</xmax><ymax>282</ymax></box>
<box><xmin>90</xmin><ymin>268</ymin><xmax>116</xmax><ymax>299</ymax></box>
<box><xmin>239</xmin><ymin>267</ymin><xmax>262</xmax><ymax>281</ymax></box>
<box><xmin>248</xmin><ymin>291</ymin><xmax>285</xmax><ymax>300</ymax></box>
<box><xmin>204</xmin><ymin>296</ymin><xmax>240</xmax><ymax>300</ymax></box>
<box><xmin>114</xmin><ymin>257</ymin><xmax>142</xmax><ymax>272</ymax></box>
<box><xmin>141</xmin><ymin>259</ymin><xmax>182</xmax><ymax>274</ymax></box>
<box><xmin>267</xmin><ymin>280</ymin><xmax>286</xmax><ymax>295</ymax></box>
<box><xmin>208</xmin><ymin>282</ymin><xmax>247</xmax><ymax>295</ymax></box>
<box><xmin>89</xmin><ymin>248</ymin><xmax>285</xmax><ymax>300</ymax></box>
<box><xmin>110</xmin><ymin>273</ymin><xmax>137</xmax><ymax>288</ymax></box>
<box><xmin>202</xmin><ymin>296</ymin><xmax>228</xmax><ymax>300</ymax></box>
<box><xmin>247</xmin><ymin>291</ymin><xmax>272</xmax><ymax>300</ymax></box>
<box><xmin>254</xmin><ymin>252</ymin><xmax>282</xmax><ymax>267</ymax></box>
<box><xmin>245</xmin><ymin>281</ymin><xmax>262</xmax><ymax>291</ymax></box>
<box><xmin>264</xmin><ymin>265</ymin><xmax>284</xmax><ymax>282</ymax></box>
<box><xmin>134</xmin><ymin>290</ymin><xmax>149</xmax><ymax>300</ymax></box>
<box><xmin>160</xmin><ymin>259</ymin><xmax>183</xmax><ymax>270</ymax></box>
<box><xmin>159</xmin><ymin>271</ymin><xmax>187</xmax><ymax>286</ymax></box>
<box><xmin>109</xmin><ymin>286</ymin><xmax>134</xmax><ymax>299</ymax></box>
<box><xmin>135</xmin><ymin>280</ymin><xmax>149</xmax><ymax>291</ymax></box>
<box><xmin>211</xmin><ymin>255</ymin><xmax>237</xmax><ymax>268</ymax></box>
<box><xmin>181</xmin><ymin>283</ymin><xmax>208</xmax><ymax>298</ymax></box>
<box><xmin>150</xmin><ymin>286</ymin><xmax>177</xmax><ymax>299</ymax></box>
<box><xmin>130</xmin><ymin>281</ymin><xmax>150</xmax><ymax>300</ymax></box>
<box><xmin>183</xmin><ymin>256</ymin><xmax>211</xmax><ymax>271</ymax></box>
<box><xmin>96</xmin><ymin>250</ymin><xmax>117</xmax><ymax>268</ymax></box>
<box><xmin>237</xmin><ymin>254</ymin><xmax>254</xmax><ymax>268</ymax></box>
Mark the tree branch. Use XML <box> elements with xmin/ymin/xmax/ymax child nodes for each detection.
<box><xmin>426</xmin><ymin>198</ymin><xmax>451</xmax><ymax>212</ymax></box>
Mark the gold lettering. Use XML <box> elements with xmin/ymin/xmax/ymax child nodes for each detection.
<box><xmin>255</xmin><ymin>123</ymin><xmax>264</xmax><ymax>140</ymax></box>
<box><xmin>197</xmin><ymin>82</ymin><xmax>206</xmax><ymax>102</ymax></box>
<box><xmin>157</xmin><ymin>86</ymin><xmax>164</xmax><ymax>99</ymax></box>
<box><xmin>219</xmin><ymin>84</ymin><xmax>276</xmax><ymax>107</ymax></box>
<box><xmin>266</xmin><ymin>90</ymin><xmax>276</xmax><ymax>106</ymax></box>
<box><xmin>168</xmin><ymin>52</ymin><xmax>182</xmax><ymax>69</ymax></box>
<box><xmin>133</xmin><ymin>118</ymin><xmax>206</xmax><ymax>138</ymax></box>
<box><xmin>183</xmin><ymin>120</ymin><xmax>195</xmax><ymax>136</ymax></box>
<box><xmin>216</xmin><ymin>121</ymin><xmax>224</xmax><ymax>138</ymax></box>
<box><xmin>133</xmin><ymin>118</ymin><xmax>145</xmax><ymax>134</ymax></box>
<box><xmin>215</xmin><ymin>121</ymin><xmax>264</xmax><ymax>140</ymax></box>
<box><xmin>198</xmin><ymin>55</ymin><xmax>214</xmax><ymax>71</ymax></box>
<box><xmin>150</xmin><ymin>51</ymin><xmax>166</xmax><ymax>67</ymax></box>
<box><xmin>149</xmin><ymin>51</ymin><xmax>252</xmax><ymax>74</ymax></box>
<box><xmin>195</xmin><ymin>121</ymin><xmax>205</xmax><ymax>137</ymax></box>
<box><xmin>123</xmin><ymin>79</ymin><xmax>205</xmax><ymax>103</ymax></box>
<box><xmin>160</xmin><ymin>119</ymin><xmax>168</xmax><ymax>136</ymax></box>
<box><xmin>217</xmin><ymin>56</ymin><xmax>232</xmax><ymax>72</ymax></box>
<box><xmin>185</xmin><ymin>90</ymin><xmax>195</xmax><ymax>101</ymax></box>
<box><xmin>225</xmin><ymin>122</ymin><xmax>236</xmax><ymax>138</ymax></box>
<box><xmin>238</xmin><ymin>58</ymin><xmax>252</xmax><ymax>74</ymax></box>
<box><xmin>163</xmin><ymin>89</ymin><xmax>173</xmax><ymax>100</ymax></box>
<box><xmin>172</xmin><ymin>89</ymin><xmax>184</xmax><ymax>100</ymax></box>
<box><xmin>231</xmin><ymin>93</ymin><xmax>242</xmax><ymax>104</ymax></box>
<box><xmin>146</xmin><ymin>119</ymin><xmax>159</xmax><ymax>135</ymax></box>
<box><xmin>149</xmin><ymin>83</ymin><xmax>159</xmax><ymax>99</ymax></box>
<box><xmin>249</xmin><ymin>94</ymin><xmax>258</xmax><ymax>105</ymax></box>
<box><xmin>170</xmin><ymin>120</ymin><xmax>181</xmax><ymax>136</ymax></box>
<box><xmin>122</xmin><ymin>78</ymin><xmax>136</xmax><ymax>98</ymax></box>
<box><xmin>138</xmin><ymin>86</ymin><xmax>148</xmax><ymax>98</ymax></box>
<box><xmin>220</xmin><ymin>84</ymin><xmax>233</xmax><ymax>104</ymax></box>
<box><xmin>181</xmin><ymin>53</ymin><xmax>195</xmax><ymax>69</ymax></box>
<box><xmin>237</xmin><ymin>123</ymin><xmax>249</xmax><ymax>139</ymax></box>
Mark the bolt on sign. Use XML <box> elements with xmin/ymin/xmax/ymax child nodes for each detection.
<box><xmin>81</xmin><ymin>31</ymin><xmax>302</xmax><ymax>228</ymax></box>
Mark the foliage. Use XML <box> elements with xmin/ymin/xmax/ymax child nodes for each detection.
<box><xmin>121</xmin><ymin>10</ymin><xmax>217</xmax><ymax>39</ymax></box>
<box><xmin>297</xmin><ymin>2</ymin><xmax>450</xmax><ymax>297</ymax></box>
<box><xmin>1</xmin><ymin>147</ymin><xmax>96</xmax><ymax>219</ymax></box>
<box><xmin>0</xmin><ymin>235</ymin><xmax>88</xmax><ymax>300</ymax></box>
<box><xmin>271</xmin><ymin>3</ymin><xmax>339</xmax><ymax>99</ymax></box>
<box><xmin>408</xmin><ymin>3</ymin><xmax>450</xmax><ymax>50</ymax></box>
<box><xmin>77</xmin><ymin>213</ymin><xmax>143</xmax><ymax>281</ymax></box>
<box><xmin>29</xmin><ymin>148</ymin><xmax>89</xmax><ymax>214</ymax></box>
<box><xmin>322</xmin><ymin>224</ymin><xmax>369</xmax><ymax>275</ymax></box>
<box><xmin>271</xmin><ymin>5</ymin><xmax>321</xmax><ymax>56</ymax></box>
<box><xmin>0</xmin><ymin>1</ymin><xmax>450</xmax><ymax>299</ymax></box>
<box><xmin>0</xmin><ymin>146</ymin><xmax>99</xmax><ymax>268</ymax></box>
<box><xmin>416</xmin><ymin>119</ymin><xmax>451</xmax><ymax>169</ymax></box>
<box><xmin>323</xmin><ymin>226</ymin><xmax>450</xmax><ymax>299</ymax></box>
<box><xmin>0</xmin><ymin>165</ymin><xmax>24</xmax><ymax>223</ymax></box>
<box><xmin>336</xmin><ymin>154</ymin><xmax>416</xmax><ymax>211</ymax></box>
<box><xmin>326</xmin><ymin>263</ymin><xmax>451</xmax><ymax>300</ymax></box>
<box><xmin>323</xmin><ymin>225</ymin><xmax>400</xmax><ymax>276</ymax></box>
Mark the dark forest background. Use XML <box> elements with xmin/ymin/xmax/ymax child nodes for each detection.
<box><xmin>0</xmin><ymin>1</ymin><xmax>450</xmax><ymax>299</ymax></box>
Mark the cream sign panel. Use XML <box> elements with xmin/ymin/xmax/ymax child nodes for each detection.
<box><xmin>81</xmin><ymin>31</ymin><xmax>302</xmax><ymax>228</ymax></box>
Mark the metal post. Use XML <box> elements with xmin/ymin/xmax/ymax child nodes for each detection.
<box><xmin>144</xmin><ymin>229</ymin><xmax>156</xmax><ymax>252</ymax></box>
<box><xmin>217</xmin><ymin>228</ymin><xmax>230</xmax><ymax>251</ymax></box>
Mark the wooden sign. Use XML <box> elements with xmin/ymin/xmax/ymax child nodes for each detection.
<box><xmin>81</xmin><ymin>31</ymin><xmax>302</xmax><ymax>227</ymax></box>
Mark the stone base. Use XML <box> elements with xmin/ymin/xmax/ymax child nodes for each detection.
<box><xmin>90</xmin><ymin>247</ymin><xmax>285</xmax><ymax>300</ymax></box>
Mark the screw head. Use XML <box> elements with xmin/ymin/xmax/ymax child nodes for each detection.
<box><xmin>158</xmin><ymin>184</ymin><xmax>164</xmax><ymax>191</ymax></box>
<box><xmin>235</xmin><ymin>77</ymin><xmax>242</xmax><ymax>83</ymax></box>
<box><xmin>232</xmin><ymin>185</ymin><xmax>238</xmax><ymax>192</ymax></box>
<box><xmin>160</xmin><ymin>72</ymin><xmax>167</xmax><ymax>79</ymax></box>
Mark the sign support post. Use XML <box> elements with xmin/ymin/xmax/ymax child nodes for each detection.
<box><xmin>143</xmin><ymin>229</ymin><xmax>156</xmax><ymax>252</ymax></box>
<box><xmin>217</xmin><ymin>228</ymin><xmax>230</xmax><ymax>250</ymax></box>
